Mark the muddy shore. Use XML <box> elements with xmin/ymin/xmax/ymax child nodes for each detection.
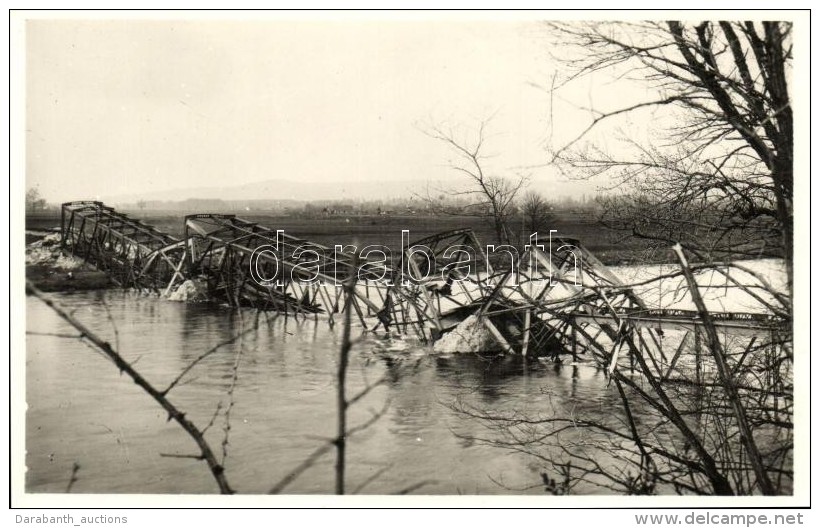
<box><xmin>25</xmin><ymin>230</ymin><xmax>110</xmax><ymax>292</ymax></box>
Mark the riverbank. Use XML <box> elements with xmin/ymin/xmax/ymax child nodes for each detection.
<box><xmin>25</xmin><ymin>230</ymin><xmax>110</xmax><ymax>292</ymax></box>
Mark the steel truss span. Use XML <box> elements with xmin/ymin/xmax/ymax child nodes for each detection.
<box><xmin>59</xmin><ymin>201</ymin><xmax>788</xmax><ymax>368</ymax></box>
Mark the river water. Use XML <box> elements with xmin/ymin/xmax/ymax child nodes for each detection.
<box><xmin>25</xmin><ymin>289</ymin><xmax>634</xmax><ymax>495</ymax></box>
<box><xmin>25</xmin><ymin>259</ymin><xmax>788</xmax><ymax>495</ymax></box>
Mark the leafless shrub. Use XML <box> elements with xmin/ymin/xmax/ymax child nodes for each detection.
<box><xmin>417</xmin><ymin>119</ymin><xmax>528</xmax><ymax>245</ymax></box>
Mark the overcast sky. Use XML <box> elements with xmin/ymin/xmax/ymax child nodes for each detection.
<box><xmin>25</xmin><ymin>16</ymin><xmax>632</xmax><ymax>203</ymax></box>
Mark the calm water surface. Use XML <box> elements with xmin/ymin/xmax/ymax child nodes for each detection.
<box><xmin>27</xmin><ymin>290</ymin><xmax>648</xmax><ymax>495</ymax></box>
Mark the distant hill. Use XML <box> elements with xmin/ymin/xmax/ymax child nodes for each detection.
<box><xmin>102</xmin><ymin>176</ymin><xmax>600</xmax><ymax>208</ymax></box>
<box><xmin>104</xmin><ymin>178</ymin><xmax>426</xmax><ymax>205</ymax></box>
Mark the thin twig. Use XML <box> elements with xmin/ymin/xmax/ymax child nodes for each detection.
<box><xmin>27</xmin><ymin>281</ymin><xmax>235</xmax><ymax>494</ymax></box>
<box><xmin>335</xmin><ymin>254</ymin><xmax>358</xmax><ymax>494</ymax></box>
<box><xmin>162</xmin><ymin>325</ymin><xmax>258</xmax><ymax>397</ymax></box>
<box><xmin>268</xmin><ymin>441</ymin><xmax>335</xmax><ymax>494</ymax></box>
<box><xmin>65</xmin><ymin>462</ymin><xmax>80</xmax><ymax>493</ymax></box>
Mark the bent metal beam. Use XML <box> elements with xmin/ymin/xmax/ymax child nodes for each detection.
<box><xmin>59</xmin><ymin>201</ymin><xmax>787</xmax><ymax>366</ymax></box>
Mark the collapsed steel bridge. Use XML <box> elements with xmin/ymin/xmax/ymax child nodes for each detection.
<box><xmin>59</xmin><ymin>201</ymin><xmax>788</xmax><ymax>372</ymax></box>
<box><xmin>60</xmin><ymin>201</ymin><xmax>186</xmax><ymax>290</ymax></box>
<box><xmin>182</xmin><ymin>215</ymin><xmax>505</xmax><ymax>342</ymax></box>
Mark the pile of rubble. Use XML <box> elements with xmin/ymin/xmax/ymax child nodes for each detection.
<box><xmin>26</xmin><ymin>232</ymin><xmax>84</xmax><ymax>270</ymax></box>
<box><xmin>166</xmin><ymin>279</ymin><xmax>209</xmax><ymax>302</ymax></box>
<box><xmin>433</xmin><ymin>315</ymin><xmax>495</xmax><ymax>354</ymax></box>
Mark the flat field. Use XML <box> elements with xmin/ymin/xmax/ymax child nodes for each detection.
<box><xmin>26</xmin><ymin>210</ymin><xmax>653</xmax><ymax>265</ymax></box>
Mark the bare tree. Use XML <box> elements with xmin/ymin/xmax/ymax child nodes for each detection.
<box><xmin>420</xmin><ymin>120</ymin><xmax>528</xmax><ymax>245</ymax></box>
<box><xmin>546</xmin><ymin>21</ymin><xmax>793</xmax><ymax>299</ymax></box>
<box><xmin>26</xmin><ymin>186</ymin><xmax>47</xmax><ymax>212</ymax></box>
<box><xmin>450</xmin><ymin>290</ymin><xmax>791</xmax><ymax>495</ymax></box>
<box><xmin>445</xmin><ymin>236</ymin><xmax>791</xmax><ymax>496</ymax></box>
<box><xmin>593</xmin><ymin>190</ymin><xmax>785</xmax><ymax>267</ymax></box>
<box><xmin>519</xmin><ymin>191</ymin><xmax>555</xmax><ymax>238</ymax></box>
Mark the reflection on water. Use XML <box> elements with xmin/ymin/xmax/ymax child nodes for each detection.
<box><xmin>26</xmin><ymin>290</ymin><xmax>637</xmax><ymax>495</ymax></box>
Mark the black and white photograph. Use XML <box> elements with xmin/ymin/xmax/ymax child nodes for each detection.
<box><xmin>11</xmin><ymin>9</ymin><xmax>810</xmax><ymax>512</ymax></box>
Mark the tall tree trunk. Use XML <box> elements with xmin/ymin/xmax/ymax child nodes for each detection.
<box><xmin>773</xmin><ymin>157</ymin><xmax>794</xmax><ymax>304</ymax></box>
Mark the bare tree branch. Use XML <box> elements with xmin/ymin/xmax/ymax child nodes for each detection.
<box><xmin>26</xmin><ymin>280</ymin><xmax>235</xmax><ymax>494</ymax></box>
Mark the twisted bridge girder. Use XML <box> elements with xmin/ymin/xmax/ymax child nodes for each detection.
<box><xmin>181</xmin><ymin>215</ymin><xmax>495</xmax><ymax>341</ymax></box>
<box><xmin>60</xmin><ymin>201</ymin><xmax>185</xmax><ymax>291</ymax></box>
<box><xmin>472</xmin><ymin>237</ymin><xmax>785</xmax><ymax>378</ymax></box>
<box><xmin>58</xmin><ymin>202</ymin><xmax>786</xmax><ymax>367</ymax></box>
